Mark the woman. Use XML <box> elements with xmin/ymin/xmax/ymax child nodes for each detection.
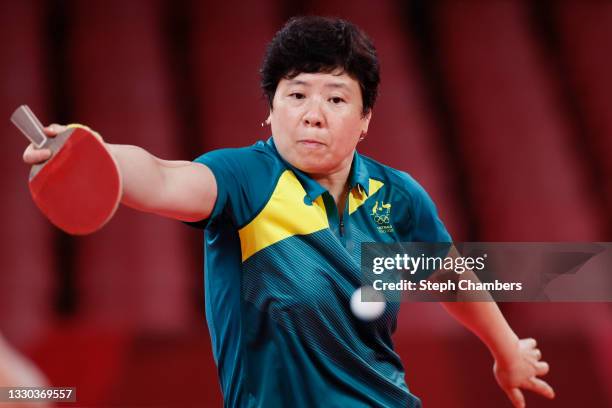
<box><xmin>23</xmin><ymin>16</ymin><xmax>553</xmax><ymax>408</ymax></box>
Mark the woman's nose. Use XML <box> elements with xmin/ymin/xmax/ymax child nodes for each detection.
<box><xmin>303</xmin><ymin>102</ymin><xmax>324</xmax><ymax>128</ymax></box>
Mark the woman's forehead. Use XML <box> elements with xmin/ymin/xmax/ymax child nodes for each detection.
<box><xmin>279</xmin><ymin>71</ymin><xmax>360</xmax><ymax>90</ymax></box>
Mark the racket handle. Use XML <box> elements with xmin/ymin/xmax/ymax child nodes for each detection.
<box><xmin>10</xmin><ymin>105</ymin><xmax>48</xmax><ymax>148</ymax></box>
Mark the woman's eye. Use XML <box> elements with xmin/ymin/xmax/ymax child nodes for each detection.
<box><xmin>290</xmin><ymin>93</ymin><xmax>305</xmax><ymax>99</ymax></box>
<box><xmin>330</xmin><ymin>97</ymin><xmax>345</xmax><ymax>104</ymax></box>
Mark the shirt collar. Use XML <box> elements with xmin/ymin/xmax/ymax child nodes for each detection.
<box><xmin>349</xmin><ymin>149</ymin><xmax>371</xmax><ymax>196</ymax></box>
<box><xmin>266</xmin><ymin>136</ymin><xmax>370</xmax><ymax>201</ymax></box>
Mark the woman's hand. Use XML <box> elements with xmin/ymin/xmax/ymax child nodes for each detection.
<box><xmin>22</xmin><ymin>124</ymin><xmax>67</xmax><ymax>165</ymax></box>
<box><xmin>22</xmin><ymin>123</ymin><xmax>103</xmax><ymax>165</ymax></box>
<box><xmin>493</xmin><ymin>338</ymin><xmax>554</xmax><ymax>407</ymax></box>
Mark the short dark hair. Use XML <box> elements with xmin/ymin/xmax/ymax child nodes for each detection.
<box><xmin>260</xmin><ymin>16</ymin><xmax>380</xmax><ymax>116</ymax></box>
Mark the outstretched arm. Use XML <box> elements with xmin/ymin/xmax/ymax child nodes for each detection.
<box><xmin>442</xmin><ymin>301</ymin><xmax>554</xmax><ymax>408</ymax></box>
<box><xmin>22</xmin><ymin>124</ymin><xmax>217</xmax><ymax>222</ymax></box>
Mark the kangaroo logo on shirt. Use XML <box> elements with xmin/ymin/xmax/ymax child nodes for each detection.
<box><xmin>371</xmin><ymin>201</ymin><xmax>394</xmax><ymax>233</ymax></box>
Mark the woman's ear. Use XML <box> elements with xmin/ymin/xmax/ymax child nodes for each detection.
<box><xmin>261</xmin><ymin>112</ymin><xmax>272</xmax><ymax>127</ymax></box>
<box><xmin>362</xmin><ymin>110</ymin><xmax>372</xmax><ymax>134</ymax></box>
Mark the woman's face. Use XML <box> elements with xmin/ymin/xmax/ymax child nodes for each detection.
<box><xmin>270</xmin><ymin>70</ymin><xmax>371</xmax><ymax>176</ymax></box>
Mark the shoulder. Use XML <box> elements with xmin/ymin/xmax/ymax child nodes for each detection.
<box><xmin>194</xmin><ymin>140</ymin><xmax>278</xmax><ymax>169</ymax></box>
<box><xmin>193</xmin><ymin>140</ymin><xmax>286</xmax><ymax>189</ymax></box>
<box><xmin>359</xmin><ymin>153</ymin><xmax>429</xmax><ymax>207</ymax></box>
<box><xmin>191</xmin><ymin>140</ymin><xmax>286</xmax><ymax>226</ymax></box>
<box><xmin>360</xmin><ymin>153</ymin><xmax>451</xmax><ymax>242</ymax></box>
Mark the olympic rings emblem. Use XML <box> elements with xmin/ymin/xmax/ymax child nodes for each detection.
<box><xmin>373</xmin><ymin>214</ymin><xmax>389</xmax><ymax>224</ymax></box>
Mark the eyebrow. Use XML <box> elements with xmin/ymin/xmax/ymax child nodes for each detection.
<box><xmin>287</xmin><ymin>79</ymin><xmax>350</xmax><ymax>89</ymax></box>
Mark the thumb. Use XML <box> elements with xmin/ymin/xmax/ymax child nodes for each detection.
<box><xmin>507</xmin><ymin>387</ymin><xmax>525</xmax><ymax>408</ymax></box>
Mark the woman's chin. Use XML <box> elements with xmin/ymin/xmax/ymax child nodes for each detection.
<box><xmin>291</xmin><ymin>159</ymin><xmax>332</xmax><ymax>175</ymax></box>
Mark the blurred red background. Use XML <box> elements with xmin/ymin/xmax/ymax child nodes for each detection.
<box><xmin>1</xmin><ymin>0</ymin><xmax>611</xmax><ymax>406</ymax></box>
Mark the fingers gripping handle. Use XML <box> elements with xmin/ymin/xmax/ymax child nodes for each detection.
<box><xmin>10</xmin><ymin>105</ymin><xmax>47</xmax><ymax>148</ymax></box>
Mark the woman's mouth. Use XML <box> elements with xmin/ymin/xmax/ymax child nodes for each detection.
<box><xmin>297</xmin><ymin>139</ymin><xmax>325</xmax><ymax>149</ymax></box>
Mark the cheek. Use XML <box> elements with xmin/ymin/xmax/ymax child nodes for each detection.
<box><xmin>272</xmin><ymin>110</ymin><xmax>299</xmax><ymax>134</ymax></box>
<box><xmin>331</xmin><ymin>118</ymin><xmax>362</xmax><ymax>146</ymax></box>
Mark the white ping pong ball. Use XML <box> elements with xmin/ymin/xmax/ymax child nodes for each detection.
<box><xmin>350</xmin><ymin>286</ymin><xmax>386</xmax><ymax>321</ymax></box>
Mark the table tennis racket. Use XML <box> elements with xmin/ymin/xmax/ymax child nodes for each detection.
<box><xmin>11</xmin><ymin>105</ymin><xmax>122</xmax><ymax>235</ymax></box>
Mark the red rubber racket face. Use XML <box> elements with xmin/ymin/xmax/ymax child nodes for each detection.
<box><xmin>28</xmin><ymin>128</ymin><xmax>121</xmax><ymax>235</ymax></box>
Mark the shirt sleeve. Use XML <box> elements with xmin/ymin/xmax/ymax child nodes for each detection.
<box><xmin>183</xmin><ymin>144</ymin><xmax>278</xmax><ymax>229</ymax></box>
<box><xmin>410</xmin><ymin>181</ymin><xmax>452</xmax><ymax>243</ymax></box>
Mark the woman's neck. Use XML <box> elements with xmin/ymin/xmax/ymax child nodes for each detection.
<box><xmin>310</xmin><ymin>163</ymin><xmax>352</xmax><ymax>215</ymax></box>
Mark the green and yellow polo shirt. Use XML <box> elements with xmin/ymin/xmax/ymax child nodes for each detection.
<box><xmin>189</xmin><ymin>137</ymin><xmax>451</xmax><ymax>407</ymax></box>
